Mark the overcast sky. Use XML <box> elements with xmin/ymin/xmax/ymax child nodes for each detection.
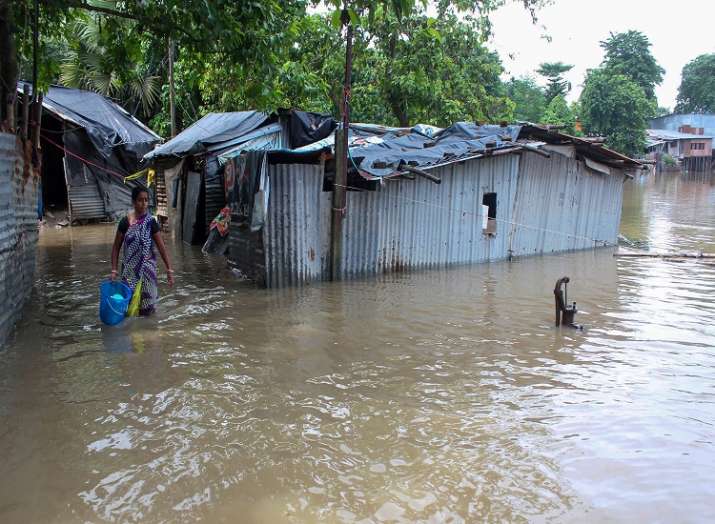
<box><xmin>486</xmin><ymin>0</ymin><xmax>715</xmax><ymax>109</ymax></box>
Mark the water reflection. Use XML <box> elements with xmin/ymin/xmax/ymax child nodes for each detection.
<box><xmin>0</xmin><ymin>172</ymin><xmax>714</xmax><ymax>523</ymax></box>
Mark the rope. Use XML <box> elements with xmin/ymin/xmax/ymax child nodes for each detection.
<box><xmin>334</xmin><ymin>183</ymin><xmax>608</xmax><ymax>246</ymax></box>
<box><xmin>40</xmin><ymin>133</ymin><xmax>150</xmax><ymax>185</ymax></box>
<box><xmin>40</xmin><ymin>133</ymin><xmax>128</xmax><ymax>179</ymax></box>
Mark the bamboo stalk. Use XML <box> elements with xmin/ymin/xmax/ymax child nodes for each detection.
<box><xmin>402</xmin><ymin>165</ymin><xmax>441</xmax><ymax>184</ymax></box>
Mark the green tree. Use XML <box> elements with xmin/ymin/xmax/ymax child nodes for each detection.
<box><xmin>536</xmin><ymin>61</ymin><xmax>573</xmax><ymax>103</ymax></box>
<box><xmin>579</xmin><ymin>68</ymin><xmax>651</xmax><ymax>157</ymax></box>
<box><xmin>4</xmin><ymin>0</ymin><xmax>308</xmax><ymax>124</ymax></box>
<box><xmin>505</xmin><ymin>76</ymin><xmax>546</xmax><ymax>123</ymax></box>
<box><xmin>542</xmin><ymin>95</ymin><xmax>575</xmax><ymax>134</ymax></box>
<box><xmin>600</xmin><ymin>30</ymin><xmax>663</xmax><ymax>103</ymax></box>
<box><xmin>2</xmin><ymin>0</ymin><xmax>547</xmax><ymax>133</ymax></box>
<box><xmin>675</xmin><ymin>53</ymin><xmax>715</xmax><ymax>113</ymax></box>
<box><xmin>372</xmin><ymin>13</ymin><xmax>513</xmax><ymax>126</ymax></box>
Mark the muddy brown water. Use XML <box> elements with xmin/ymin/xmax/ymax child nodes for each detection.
<box><xmin>1</xmin><ymin>172</ymin><xmax>714</xmax><ymax>523</ymax></box>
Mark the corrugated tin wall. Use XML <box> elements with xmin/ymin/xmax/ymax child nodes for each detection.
<box><xmin>339</xmin><ymin>155</ymin><xmax>520</xmax><ymax>278</ymax></box>
<box><xmin>253</xmin><ymin>151</ymin><xmax>625</xmax><ymax>288</ymax></box>
<box><xmin>204</xmin><ymin>164</ymin><xmax>225</xmax><ymax>233</ymax></box>
<box><xmin>263</xmin><ymin>163</ymin><xmax>331</xmax><ymax>288</ymax></box>
<box><xmin>0</xmin><ymin>133</ymin><xmax>39</xmax><ymax>346</ymax></box>
<box><xmin>508</xmin><ymin>151</ymin><xmax>624</xmax><ymax>257</ymax></box>
<box><xmin>64</xmin><ymin>157</ymin><xmax>106</xmax><ymax>220</ymax></box>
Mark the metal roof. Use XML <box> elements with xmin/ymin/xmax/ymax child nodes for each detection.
<box><xmin>518</xmin><ymin>125</ymin><xmax>643</xmax><ymax>169</ymax></box>
<box><xmin>646</xmin><ymin>129</ymin><xmax>714</xmax><ymax>140</ymax></box>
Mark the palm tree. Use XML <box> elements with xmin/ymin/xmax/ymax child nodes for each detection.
<box><xmin>60</xmin><ymin>16</ymin><xmax>161</xmax><ymax>119</ymax></box>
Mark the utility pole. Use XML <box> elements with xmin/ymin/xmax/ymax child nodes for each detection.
<box><xmin>167</xmin><ymin>38</ymin><xmax>177</xmax><ymax>138</ymax></box>
<box><xmin>330</xmin><ymin>8</ymin><xmax>353</xmax><ymax>281</ymax></box>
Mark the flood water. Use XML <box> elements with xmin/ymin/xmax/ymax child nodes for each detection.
<box><xmin>1</xmin><ymin>172</ymin><xmax>714</xmax><ymax>523</ymax></box>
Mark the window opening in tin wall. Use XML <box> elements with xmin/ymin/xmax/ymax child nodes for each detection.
<box><xmin>482</xmin><ymin>192</ymin><xmax>497</xmax><ymax>236</ymax></box>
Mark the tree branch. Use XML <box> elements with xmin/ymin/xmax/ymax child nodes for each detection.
<box><xmin>67</xmin><ymin>1</ymin><xmax>140</xmax><ymax>21</ymax></box>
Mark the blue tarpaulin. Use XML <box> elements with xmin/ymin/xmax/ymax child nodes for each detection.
<box><xmin>351</xmin><ymin>123</ymin><xmax>522</xmax><ymax>178</ymax></box>
<box><xmin>144</xmin><ymin>111</ymin><xmax>269</xmax><ymax>161</ymax></box>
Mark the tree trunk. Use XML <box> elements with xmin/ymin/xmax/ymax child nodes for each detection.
<box><xmin>384</xmin><ymin>29</ymin><xmax>409</xmax><ymax>127</ymax></box>
<box><xmin>0</xmin><ymin>0</ymin><xmax>19</xmax><ymax>128</ymax></box>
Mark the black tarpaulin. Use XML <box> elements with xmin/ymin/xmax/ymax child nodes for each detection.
<box><xmin>19</xmin><ymin>82</ymin><xmax>160</xmax><ymax>161</ymax></box>
<box><xmin>144</xmin><ymin>111</ymin><xmax>269</xmax><ymax>161</ymax></box>
<box><xmin>351</xmin><ymin>123</ymin><xmax>522</xmax><ymax>178</ymax></box>
<box><xmin>288</xmin><ymin>110</ymin><xmax>337</xmax><ymax>149</ymax></box>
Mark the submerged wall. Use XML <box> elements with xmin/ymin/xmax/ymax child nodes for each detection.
<box><xmin>230</xmin><ymin>150</ymin><xmax>626</xmax><ymax>288</ymax></box>
<box><xmin>0</xmin><ymin>133</ymin><xmax>39</xmax><ymax>346</ymax></box>
<box><xmin>509</xmin><ymin>151</ymin><xmax>624</xmax><ymax>257</ymax></box>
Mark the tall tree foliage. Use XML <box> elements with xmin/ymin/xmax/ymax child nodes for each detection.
<box><xmin>542</xmin><ymin>94</ymin><xmax>575</xmax><ymax>134</ymax></box>
<box><xmin>536</xmin><ymin>61</ymin><xmax>572</xmax><ymax>103</ymax></box>
<box><xmin>2</xmin><ymin>0</ymin><xmax>548</xmax><ymax>134</ymax></box>
<box><xmin>580</xmin><ymin>68</ymin><xmax>650</xmax><ymax>157</ymax></box>
<box><xmin>505</xmin><ymin>76</ymin><xmax>546</xmax><ymax>123</ymax></box>
<box><xmin>599</xmin><ymin>30</ymin><xmax>663</xmax><ymax>103</ymax></box>
<box><xmin>675</xmin><ymin>53</ymin><xmax>715</xmax><ymax>113</ymax></box>
<box><xmin>371</xmin><ymin>13</ymin><xmax>513</xmax><ymax>126</ymax></box>
<box><xmin>59</xmin><ymin>15</ymin><xmax>161</xmax><ymax>119</ymax></box>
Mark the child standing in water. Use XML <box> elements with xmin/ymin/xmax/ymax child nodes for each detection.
<box><xmin>111</xmin><ymin>186</ymin><xmax>174</xmax><ymax>316</ymax></box>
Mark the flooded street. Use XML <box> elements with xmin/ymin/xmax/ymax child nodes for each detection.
<box><xmin>1</xmin><ymin>172</ymin><xmax>714</xmax><ymax>523</ymax></box>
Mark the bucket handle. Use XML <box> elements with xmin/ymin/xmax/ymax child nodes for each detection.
<box><xmin>104</xmin><ymin>295</ymin><xmax>128</xmax><ymax>317</ymax></box>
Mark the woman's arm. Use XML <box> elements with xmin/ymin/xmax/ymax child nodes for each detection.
<box><xmin>153</xmin><ymin>232</ymin><xmax>174</xmax><ymax>287</ymax></box>
<box><xmin>111</xmin><ymin>231</ymin><xmax>124</xmax><ymax>280</ymax></box>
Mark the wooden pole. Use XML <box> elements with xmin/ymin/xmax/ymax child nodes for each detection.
<box><xmin>331</xmin><ymin>128</ymin><xmax>346</xmax><ymax>281</ymax></box>
<box><xmin>330</xmin><ymin>9</ymin><xmax>353</xmax><ymax>281</ymax></box>
<box><xmin>32</xmin><ymin>93</ymin><xmax>42</xmax><ymax>152</ymax></box>
<box><xmin>402</xmin><ymin>165</ymin><xmax>441</xmax><ymax>184</ymax></box>
<box><xmin>167</xmin><ymin>38</ymin><xmax>177</xmax><ymax>138</ymax></box>
<box><xmin>21</xmin><ymin>84</ymin><xmax>30</xmax><ymax>141</ymax></box>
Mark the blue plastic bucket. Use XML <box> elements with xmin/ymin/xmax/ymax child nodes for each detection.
<box><xmin>99</xmin><ymin>280</ymin><xmax>132</xmax><ymax>326</ymax></box>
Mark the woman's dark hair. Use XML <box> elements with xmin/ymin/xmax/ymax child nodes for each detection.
<box><xmin>131</xmin><ymin>186</ymin><xmax>150</xmax><ymax>202</ymax></box>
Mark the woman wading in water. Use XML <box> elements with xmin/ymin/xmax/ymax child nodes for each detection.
<box><xmin>111</xmin><ymin>187</ymin><xmax>174</xmax><ymax>316</ymax></box>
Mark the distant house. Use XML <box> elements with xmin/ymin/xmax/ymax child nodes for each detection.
<box><xmin>645</xmin><ymin>128</ymin><xmax>713</xmax><ymax>169</ymax></box>
<box><xmin>650</xmin><ymin>113</ymin><xmax>715</xmax><ymax>137</ymax></box>
<box><xmin>649</xmin><ymin>113</ymin><xmax>715</xmax><ymax>169</ymax></box>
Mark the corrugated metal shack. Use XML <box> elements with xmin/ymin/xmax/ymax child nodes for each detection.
<box><xmin>145</xmin><ymin>110</ymin><xmax>335</xmax><ymax>245</ymax></box>
<box><xmin>17</xmin><ymin>83</ymin><xmax>161</xmax><ymax>223</ymax></box>
<box><xmin>226</xmin><ymin>122</ymin><xmax>641</xmax><ymax>287</ymax></box>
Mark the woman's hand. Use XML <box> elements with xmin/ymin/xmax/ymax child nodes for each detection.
<box><xmin>167</xmin><ymin>269</ymin><xmax>175</xmax><ymax>288</ymax></box>
<box><xmin>110</xmin><ymin>269</ymin><xmax>118</xmax><ymax>281</ymax></box>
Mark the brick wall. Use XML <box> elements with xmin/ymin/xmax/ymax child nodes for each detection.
<box><xmin>0</xmin><ymin>133</ymin><xmax>39</xmax><ymax>347</ymax></box>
